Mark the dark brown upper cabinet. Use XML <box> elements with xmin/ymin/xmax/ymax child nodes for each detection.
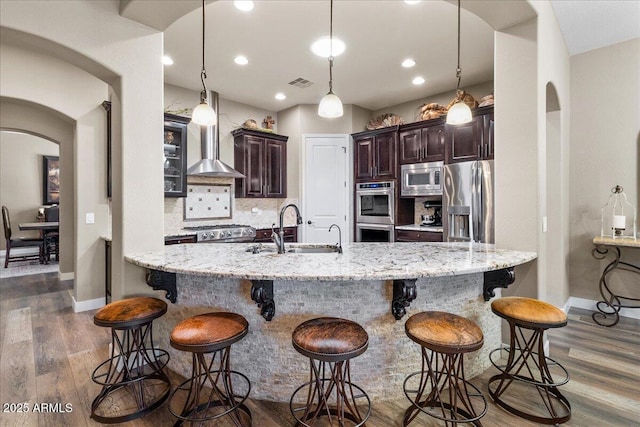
<box><xmin>233</xmin><ymin>128</ymin><xmax>288</xmax><ymax>198</ymax></box>
<box><xmin>399</xmin><ymin>118</ymin><xmax>446</xmax><ymax>164</ymax></box>
<box><xmin>445</xmin><ymin>106</ymin><xmax>494</xmax><ymax>164</ymax></box>
<box><xmin>352</xmin><ymin>127</ymin><xmax>398</xmax><ymax>181</ymax></box>
<box><xmin>163</xmin><ymin>113</ymin><xmax>189</xmax><ymax>197</ymax></box>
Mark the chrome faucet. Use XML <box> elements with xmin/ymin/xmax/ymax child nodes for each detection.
<box><xmin>272</xmin><ymin>203</ymin><xmax>303</xmax><ymax>254</ymax></box>
<box><xmin>329</xmin><ymin>224</ymin><xmax>343</xmax><ymax>253</ymax></box>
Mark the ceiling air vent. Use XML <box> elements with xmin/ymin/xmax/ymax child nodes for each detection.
<box><xmin>288</xmin><ymin>77</ymin><xmax>314</xmax><ymax>88</ymax></box>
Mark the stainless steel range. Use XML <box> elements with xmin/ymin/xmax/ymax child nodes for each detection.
<box><xmin>183</xmin><ymin>224</ymin><xmax>256</xmax><ymax>243</ymax></box>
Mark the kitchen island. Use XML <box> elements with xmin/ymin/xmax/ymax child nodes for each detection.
<box><xmin>125</xmin><ymin>242</ymin><xmax>535</xmax><ymax>402</ymax></box>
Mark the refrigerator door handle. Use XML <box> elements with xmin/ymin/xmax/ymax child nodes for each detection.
<box><xmin>473</xmin><ymin>162</ymin><xmax>482</xmax><ymax>243</ymax></box>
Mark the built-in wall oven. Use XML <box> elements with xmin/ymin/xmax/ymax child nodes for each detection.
<box><xmin>355</xmin><ymin>181</ymin><xmax>395</xmax><ymax>242</ymax></box>
<box><xmin>356</xmin><ymin>223</ymin><xmax>395</xmax><ymax>242</ymax></box>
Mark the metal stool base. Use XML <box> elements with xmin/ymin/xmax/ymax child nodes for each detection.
<box><xmin>91</xmin><ymin>322</ymin><xmax>171</xmax><ymax>424</ymax></box>
<box><xmin>168</xmin><ymin>346</ymin><xmax>251</xmax><ymax>427</ymax></box>
<box><xmin>290</xmin><ymin>359</ymin><xmax>371</xmax><ymax>427</ymax></box>
<box><xmin>488</xmin><ymin>324</ymin><xmax>571</xmax><ymax>425</ymax></box>
<box><xmin>403</xmin><ymin>348</ymin><xmax>487</xmax><ymax>426</ymax></box>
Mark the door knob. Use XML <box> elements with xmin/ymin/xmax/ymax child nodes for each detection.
<box><xmin>307</xmin><ymin>220</ymin><xmax>314</xmax><ymax>225</ymax></box>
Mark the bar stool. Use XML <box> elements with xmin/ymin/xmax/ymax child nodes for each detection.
<box><xmin>488</xmin><ymin>296</ymin><xmax>571</xmax><ymax>424</ymax></box>
<box><xmin>91</xmin><ymin>296</ymin><xmax>171</xmax><ymax>423</ymax></box>
<box><xmin>403</xmin><ymin>311</ymin><xmax>487</xmax><ymax>426</ymax></box>
<box><xmin>168</xmin><ymin>312</ymin><xmax>251</xmax><ymax>426</ymax></box>
<box><xmin>290</xmin><ymin>317</ymin><xmax>371</xmax><ymax>426</ymax></box>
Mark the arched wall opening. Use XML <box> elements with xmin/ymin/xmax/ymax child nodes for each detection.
<box><xmin>0</xmin><ymin>131</ymin><xmax>59</xmax><ymax>246</ymax></box>
<box><xmin>119</xmin><ymin>0</ymin><xmax>544</xmax><ymax>307</ymax></box>
<box><xmin>1</xmin><ymin>0</ymin><xmax>166</xmax><ymax>306</ymax></box>
<box><xmin>0</xmin><ymin>98</ymin><xmax>75</xmax><ymax>278</ymax></box>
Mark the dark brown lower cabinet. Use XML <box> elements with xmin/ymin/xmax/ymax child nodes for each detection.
<box><xmin>254</xmin><ymin>227</ymin><xmax>298</xmax><ymax>243</ymax></box>
<box><xmin>395</xmin><ymin>229</ymin><xmax>443</xmax><ymax>242</ymax></box>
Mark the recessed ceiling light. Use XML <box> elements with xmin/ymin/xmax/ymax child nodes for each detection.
<box><xmin>412</xmin><ymin>76</ymin><xmax>425</xmax><ymax>85</ymax></box>
<box><xmin>310</xmin><ymin>37</ymin><xmax>346</xmax><ymax>58</ymax></box>
<box><xmin>234</xmin><ymin>55</ymin><xmax>249</xmax><ymax>65</ymax></box>
<box><xmin>404</xmin><ymin>0</ymin><xmax>421</xmax><ymax>4</ymax></box>
<box><xmin>162</xmin><ymin>55</ymin><xmax>174</xmax><ymax>65</ymax></box>
<box><xmin>402</xmin><ymin>58</ymin><xmax>416</xmax><ymax>68</ymax></box>
<box><xmin>234</xmin><ymin>1</ymin><xmax>254</xmax><ymax>12</ymax></box>
<box><xmin>275</xmin><ymin>93</ymin><xmax>286</xmax><ymax>100</ymax></box>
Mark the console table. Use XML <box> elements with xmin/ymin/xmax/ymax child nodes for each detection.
<box><xmin>592</xmin><ymin>237</ymin><xmax>640</xmax><ymax>326</ymax></box>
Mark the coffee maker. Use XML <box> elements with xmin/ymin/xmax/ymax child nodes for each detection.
<box><xmin>421</xmin><ymin>202</ymin><xmax>442</xmax><ymax>226</ymax></box>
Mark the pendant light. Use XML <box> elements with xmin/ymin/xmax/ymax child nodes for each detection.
<box><xmin>446</xmin><ymin>0</ymin><xmax>472</xmax><ymax>125</ymax></box>
<box><xmin>318</xmin><ymin>0</ymin><xmax>343</xmax><ymax>118</ymax></box>
<box><xmin>192</xmin><ymin>0</ymin><xmax>217</xmax><ymax>126</ymax></box>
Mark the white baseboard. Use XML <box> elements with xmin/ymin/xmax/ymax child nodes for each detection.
<box><xmin>58</xmin><ymin>271</ymin><xmax>74</xmax><ymax>281</ymax></box>
<box><xmin>565</xmin><ymin>296</ymin><xmax>640</xmax><ymax>321</ymax></box>
<box><xmin>72</xmin><ymin>296</ymin><xmax>105</xmax><ymax>313</ymax></box>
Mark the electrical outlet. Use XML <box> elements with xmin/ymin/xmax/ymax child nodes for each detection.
<box><xmin>86</xmin><ymin>213</ymin><xmax>95</xmax><ymax>224</ymax></box>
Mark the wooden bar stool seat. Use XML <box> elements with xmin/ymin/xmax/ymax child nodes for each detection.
<box><xmin>488</xmin><ymin>296</ymin><xmax>571</xmax><ymax>425</ymax></box>
<box><xmin>290</xmin><ymin>317</ymin><xmax>371</xmax><ymax>426</ymax></box>
<box><xmin>168</xmin><ymin>312</ymin><xmax>251</xmax><ymax>426</ymax></box>
<box><xmin>91</xmin><ymin>296</ymin><xmax>171</xmax><ymax>424</ymax></box>
<box><xmin>403</xmin><ymin>311</ymin><xmax>487</xmax><ymax>426</ymax></box>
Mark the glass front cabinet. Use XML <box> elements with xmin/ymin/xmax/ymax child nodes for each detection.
<box><xmin>163</xmin><ymin>113</ymin><xmax>189</xmax><ymax>197</ymax></box>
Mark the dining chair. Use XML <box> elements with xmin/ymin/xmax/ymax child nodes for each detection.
<box><xmin>44</xmin><ymin>205</ymin><xmax>59</xmax><ymax>262</ymax></box>
<box><xmin>2</xmin><ymin>205</ymin><xmax>44</xmax><ymax>268</ymax></box>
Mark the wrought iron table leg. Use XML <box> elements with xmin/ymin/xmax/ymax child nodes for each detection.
<box><xmin>592</xmin><ymin>245</ymin><xmax>640</xmax><ymax>327</ymax></box>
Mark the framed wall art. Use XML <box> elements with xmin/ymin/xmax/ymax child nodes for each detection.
<box><xmin>43</xmin><ymin>155</ymin><xmax>60</xmax><ymax>205</ymax></box>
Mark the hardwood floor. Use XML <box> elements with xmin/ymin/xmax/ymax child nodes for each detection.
<box><xmin>0</xmin><ymin>273</ymin><xmax>638</xmax><ymax>426</ymax></box>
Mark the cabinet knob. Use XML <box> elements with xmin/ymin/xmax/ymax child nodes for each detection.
<box><xmin>307</xmin><ymin>220</ymin><xmax>314</xmax><ymax>225</ymax></box>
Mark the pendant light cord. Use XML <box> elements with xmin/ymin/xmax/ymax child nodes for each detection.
<box><xmin>328</xmin><ymin>0</ymin><xmax>334</xmax><ymax>93</ymax></box>
<box><xmin>455</xmin><ymin>0</ymin><xmax>462</xmax><ymax>91</ymax></box>
<box><xmin>200</xmin><ymin>0</ymin><xmax>209</xmax><ymax>99</ymax></box>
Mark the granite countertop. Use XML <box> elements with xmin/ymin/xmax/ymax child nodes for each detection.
<box><xmin>395</xmin><ymin>223</ymin><xmax>444</xmax><ymax>233</ymax></box>
<box><xmin>125</xmin><ymin>242</ymin><xmax>536</xmax><ymax>281</ymax></box>
<box><xmin>593</xmin><ymin>236</ymin><xmax>640</xmax><ymax>248</ymax></box>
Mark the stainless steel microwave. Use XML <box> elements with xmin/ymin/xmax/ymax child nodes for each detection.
<box><xmin>400</xmin><ymin>161</ymin><xmax>443</xmax><ymax>196</ymax></box>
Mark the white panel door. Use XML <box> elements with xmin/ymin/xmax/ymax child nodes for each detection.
<box><xmin>302</xmin><ymin>135</ymin><xmax>349</xmax><ymax>244</ymax></box>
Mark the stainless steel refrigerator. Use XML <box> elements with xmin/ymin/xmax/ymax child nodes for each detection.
<box><xmin>443</xmin><ymin>160</ymin><xmax>494</xmax><ymax>243</ymax></box>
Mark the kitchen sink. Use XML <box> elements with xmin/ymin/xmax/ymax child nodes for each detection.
<box><xmin>246</xmin><ymin>244</ymin><xmax>341</xmax><ymax>254</ymax></box>
<box><xmin>287</xmin><ymin>245</ymin><xmax>341</xmax><ymax>254</ymax></box>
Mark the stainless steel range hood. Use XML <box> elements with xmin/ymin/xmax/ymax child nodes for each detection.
<box><xmin>187</xmin><ymin>91</ymin><xmax>244</xmax><ymax>178</ymax></box>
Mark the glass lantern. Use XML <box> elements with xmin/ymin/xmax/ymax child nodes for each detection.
<box><xmin>600</xmin><ymin>185</ymin><xmax>637</xmax><ymax>240</ymax></box>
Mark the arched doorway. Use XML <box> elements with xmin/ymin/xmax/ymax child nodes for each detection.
<box><xmin>543</xmin><ymin>82</ymin><xmax>568</xmax><ymax>306</ymax></box>
<box><xmin>0</xmin><ymin>98</ymin><xmax>75</xmax><ymax>278</ymax></box>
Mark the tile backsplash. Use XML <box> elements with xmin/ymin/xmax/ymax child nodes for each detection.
<box><xmin>414</xmin><ymin>197</ymin><xmax>443</xmax><ymax>224</ymax></box>
<box><xmin>164</xmin><ymin>176</ymin><xmax>299</xmax><ymax>235</ymax></box>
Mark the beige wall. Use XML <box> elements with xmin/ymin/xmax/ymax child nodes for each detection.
<box><xmin>0</xmin><ymin>132</ymin><xmax>59</xmax><ymax>250</ymax></box>
<box><xmin>569</xmin><ymin>38</ymin><xmax>640</xmax><ymax>302</ymax></box>
<box><xmin>277</xmin><ymin>105</ymin><xmax>303</xmax><ymax>199</ymax></box>
<box><xmin>494</xmin><ymin>18</ymin><xmax>539</xmax><ymax>300</ymax></box>
<box><xmin>74</xmin><ymin>105</ymin><xmax>109</xmax><ymax>302</ymax></box>
<box><xmin>531</xmin><ymin>0</ymin><xmax>572</xmax><ymax>308</ymax></box>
